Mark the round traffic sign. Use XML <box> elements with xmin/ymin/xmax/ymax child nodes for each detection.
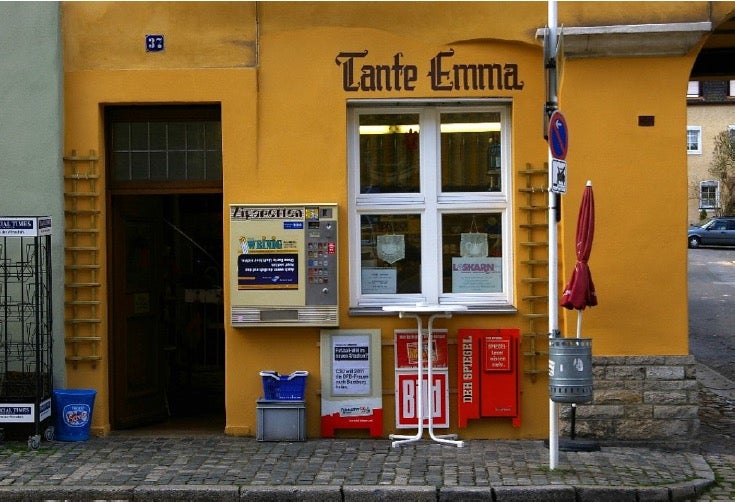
<box><xmin>548</xmin><ymin>110</ymin><xmax>568</xmax><ymax>160</ymax></box>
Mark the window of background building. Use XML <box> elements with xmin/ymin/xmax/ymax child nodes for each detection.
<box><xmin>687</xmin><ymin>126</ymin><xmax>702</xmax><ymax>154</ymax></box>
<box><xmin>699</xmin><ymin>180</ymin><xmax>720</xmax><ymax>210</ymax></box>
<box><xmin>347</xmin><ymin>101</ymin><xmax>512</xmax><ymax>311</ymax></box>
<box><xmin>687</xmin><ymin>81</ymin><xmax>701</xmax><ymax>98</ymax></box>
<box><xmin>730</xmin><ymin>80</ymin><xmax>735</xmax><ymax>97</ymax></box>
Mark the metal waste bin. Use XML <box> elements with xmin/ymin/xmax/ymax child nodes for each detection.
<box><xmin>549</xmin><ymin>338</ymin><xmax>593</xmax><ymax>403</ymax></box>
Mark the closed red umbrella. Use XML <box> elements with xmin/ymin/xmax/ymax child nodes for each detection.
<box><xmin>558</xmin><ymin>181</ymin><xmax>599</xmax><ymax>450</ymax></box>
<box><xmin>561</xmin><ymin>181</ymin><xmax>597</xmax><ymax>312</ymax></box>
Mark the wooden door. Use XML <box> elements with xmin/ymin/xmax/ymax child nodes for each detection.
<box><xmin>110</xmin><ymin>196</ymin><xmax>167</xmax><ymax>428</ymax></box>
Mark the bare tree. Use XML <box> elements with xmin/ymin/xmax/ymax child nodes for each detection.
<box><xmin>708</xmin><ymin>129</ymin><xmax>735</xmax><ymax>216</ymax></box>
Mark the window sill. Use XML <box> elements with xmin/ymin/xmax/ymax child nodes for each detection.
<box><xmin>349</xmin><ymin>305</ymin><xmax>518</xmax><ymax>316</ymax></box>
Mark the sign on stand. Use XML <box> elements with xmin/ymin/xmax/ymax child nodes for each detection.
<box><xmin>320</xmin><ymin>329</ymin><xmax>383</xmax><ymax>437</ymax></box>
<box><xmin>394</xmin><ymin>329</ymin><xmax>449</xmax><ymax>428</ymax></box>
<box><xmin>395</xmin><ymin>372</ymin><xmax>448</xmax><ymax>428</ymax></box>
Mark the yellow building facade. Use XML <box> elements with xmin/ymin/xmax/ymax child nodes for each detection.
<box><xmin>61</xmin><ymin>2</ymin><xmax>734</xmax><ymax>441</ymax></box>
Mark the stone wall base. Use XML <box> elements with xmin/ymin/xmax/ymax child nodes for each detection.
<box><xmin>558</xmin><ymin>355</ymin><xmax>699</xmax><ymax>447</ymax></box>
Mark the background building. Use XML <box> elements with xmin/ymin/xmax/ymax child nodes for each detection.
<box><xmin>0</xmin><ymin>3</ymin><xmax>65</xmax><ymax>386</ymax></box>
<box><xmin>687</xmin><ymin>80</ymin><xmax>735</xmax><ymax>224</ymax></box>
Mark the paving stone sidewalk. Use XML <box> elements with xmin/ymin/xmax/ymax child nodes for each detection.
<box><xmin>0</xmin><ymin>435</ymin><xmax>717</xmax><ymax>501</ymax></box>
<box><xmin>0</xmin><ymin>361</ymin><xmax>730</xmax><ymax>501</ymax></box>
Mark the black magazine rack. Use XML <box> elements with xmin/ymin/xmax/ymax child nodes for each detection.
<box><xmin>0</xmin><ymin>217</ymin><xmax>54</xmax><ymax>449</ymax></box>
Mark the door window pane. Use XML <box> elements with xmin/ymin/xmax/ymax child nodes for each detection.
<box><xmin>107</xmin><ymin>106</ymin><xmax>222</xmax><ymax>183</ymax></box>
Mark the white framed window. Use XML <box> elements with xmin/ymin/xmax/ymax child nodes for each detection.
<box><xmin>347</xmin><ymin>100</ymin><xmax>513</xmax><ymax>312</ymax></box>
<box><xmin>699</xmin><ymin>180</ymin><xmax>720</xmax><ymax>209</ymax></box>
<box><xmin>729</xmin><ymin>80</ymin><xmax>735</xmax><ymax>97</ymax></box>
<box><xmin>687</xmin><ymin>81</ymin><xmax>700</xmax><ymax>98</ymax></box>
<box><xmin>687</xmin><ymin>126</ymin><xmax>702</xmax><ymax>154</ymax></box>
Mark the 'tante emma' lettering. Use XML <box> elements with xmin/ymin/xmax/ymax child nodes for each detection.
<box><xmin>335</xmin><ymin>49</ymin><xmax>524</xmax><ymax>92</ymax></box>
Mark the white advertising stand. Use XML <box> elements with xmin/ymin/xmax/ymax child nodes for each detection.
<box><xmin>383</xmin><ymin>304</ymin><xmax>467</xmax><ymax>447</ymax></box>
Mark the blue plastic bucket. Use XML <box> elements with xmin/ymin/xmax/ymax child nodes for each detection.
<box><xmin>53</xmin><ymin>389</ymin><xmax>96</xmax><ymax>441</ymax></box>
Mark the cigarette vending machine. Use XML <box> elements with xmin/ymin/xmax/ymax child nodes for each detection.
<box><xmin>229</xmin><ymin>204</ymin><xmax>338</xmax><ymax>327</ymax></box>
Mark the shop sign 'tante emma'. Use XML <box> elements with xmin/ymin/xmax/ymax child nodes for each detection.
<box><xmin>335</xmin><ymin>49</ymin><xmax>525</xmax><ymax>92</ymax></box>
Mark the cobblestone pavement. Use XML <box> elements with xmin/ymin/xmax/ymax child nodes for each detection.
<box><xmin>0</xmin><ymin>436</ymin><xmax>717</xmax><ymax>501</ymax></box>
<box><xmin>0</xmin><ymin>363</ymin><xmax>729</xmax><ymax>501</ymax></box>
<box><xmin>693</xmin><ymin>364</ymin><xmax>735</xmax><ymax>501</ymax></box>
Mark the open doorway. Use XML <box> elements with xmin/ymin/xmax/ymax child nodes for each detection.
<box><xmin>109</xmin><ymin>193</ymin><xmax>224</xmax><ymax>432</ymax></box>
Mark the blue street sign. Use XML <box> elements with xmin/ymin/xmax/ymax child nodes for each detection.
<box><xmin>548</xmin><ymin>110</ymin><xmax>568</xmax><ymax>160</ymax></box>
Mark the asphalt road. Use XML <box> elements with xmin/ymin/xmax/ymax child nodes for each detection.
<box><xmin>688</xmin><ymin>247</ymin><xmax>735</xmax><ymax>382</ymax></box>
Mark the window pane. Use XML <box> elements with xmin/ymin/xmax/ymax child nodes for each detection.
<box><xmin>168</xmin><ymin>122</ymin><xmax>186</xmax><ymax>149</ymax></box>
<box><xmin>442</xmin><ymin>213</ymin><xmax>502</xmax><ymax>293</ymax></box>
<box><xmin>150</xmin><ymin>152</ymin><xmax>167</xmax><ymax>180</ymax></box>
<box><xmin>149</xmin><ymin>122</ymin><xmax>167</xmax><ymax>150</ymax></box>
<box><xmin>112</xmin><ymin>152</ymin><xmax>130</xmax><ymax>180</ymax></box>
<box><xmin>206</xmin><ymin>151</ymin><xmax>223</xmax><ymax>180</ymax></box>
<box><xmin>441</xmin><ymin>112</ymin><xmax>502</xmax><ymax>192</ymax></box>
<box><xmin>187</xmin><ymin>122</ymin><xmax>206</xmax><ymax>149</ymax></box>
<box><xmin>112</xmin><ymin>122</ymin><xmax>130</xmax><ymax>150</ymax></box>
<box><xmin>130</xmin><ymin>122</ymin><xmax>149</xmax><ymax>150</ymax></box>
<box><xmin>168</xmin><ymin>151</ymin><xmax>186</xmax><ymax>180</ymax></box>
<box><xmin>360</xmin><ymin>214</ymin><xmax>421</xmax><ymax>294</ymax></box>
<box><xmin>687</xmin><ymin>129</ymin><xmax>700</xmax><ymax>152</ymax></box>
<box><xmin>205</xmin><ymin>122</ymin><xmax>222</xmax><ymax>149</ymax></box>
<box><xmin>700</xmin><ymin>183</ymin><xmax>717</xmax><ymax>209</ymax></box>
<box><xmin>359</xmin><ymin>113</ymin><xmax>420</xmax><ymax>193</ymax></box>
<box><xmin>187</xmin><ymin>151</ymin><xmax>206</xmax><ymax>180</ymax></box>
<box><xmin>130</xmin><ymin>152</ymin><xmax>149</xmax><ymax>180</ymax></box>
<box><xmin>687</xmin><ymin>81</ymin><xmax>700</xmax><ymax>97</ymax></box>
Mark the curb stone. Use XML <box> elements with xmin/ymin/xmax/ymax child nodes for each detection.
<box><xmin>492</xmin><ymin>485</ymin><xmax>577</xmax><ymax>501</ymax></box>
<box><xmin>0</xmin><ymin>485</ymin><xmax>135</xmax><ymax>501</ymax></box>
<box><xmin>438</xmin><ymin>486</ymin><xmax>495</xmax><ymax>501</ymax></box>
<box><xmin>342</xmin><ymin>484</ymin><xmax>437</xmax><ymax>502</ymax></box>
<box><xmin>133</xmin><ymin>485</ymin><xmax>240</xmax><ymax>501</ymax></box>
<box><xmin>239</xmin><ymin>485</ymin><xmax>342</xmax><ymax>502</ymax></box>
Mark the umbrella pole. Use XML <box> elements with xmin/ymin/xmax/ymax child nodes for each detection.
<box><xmin>561</xmin><ymin>309</ymin><xmax>599</xmax><ymax>451</ymax></box>
<box><xmin>572</xmin><ymin>311</ymin><xmax>582</xmax><ymax>438</ymax></box>
<box><xmin>569</xmin><ymin>310</ymin><xmax>582</xmax><ymax>439</ymax></box>
<box><xmin>576</xmin><ymin>310</ymin><xmax>582</xmax><ymax>338</ymax></box>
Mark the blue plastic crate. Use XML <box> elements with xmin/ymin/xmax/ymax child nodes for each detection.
<box><xmin>259</xmin><ymin>370</ymin><xmax>308</xmax><ymax>401</ymax></box>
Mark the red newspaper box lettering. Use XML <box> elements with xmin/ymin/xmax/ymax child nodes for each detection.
<box><xmin>457</xmin><ymin>329</ymin><xmax>520</xmax><ymax>428</ymax></box>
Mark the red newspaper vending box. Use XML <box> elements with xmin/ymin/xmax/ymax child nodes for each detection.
<box><xmin>458</xmin><ymin>328</ymin><xmax>520</xmax><ymax>428</ymax></box>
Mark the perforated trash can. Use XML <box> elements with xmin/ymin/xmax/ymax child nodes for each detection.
<box><xmin>53</xmin><ymin>389</ymin><xmax>96</xmax><ymax>441</ymax></box>
<box><xmin>549</xmin><ymin>338</ymin><xmax>593</xmax><ymax>404</ymax></box>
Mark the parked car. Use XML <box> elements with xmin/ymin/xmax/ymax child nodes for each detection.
<box><xmin>688</xmin><ymin>217</ymin><xmax>735</xmax><ymax>248</ymax></box>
